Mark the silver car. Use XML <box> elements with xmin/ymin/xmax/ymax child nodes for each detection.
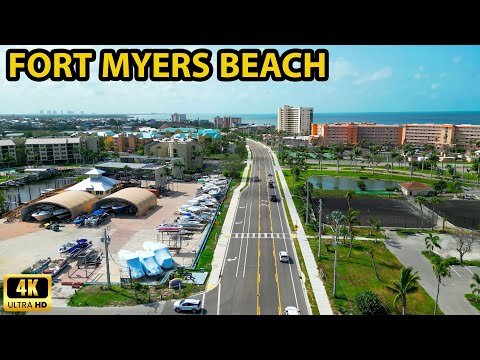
<box><xmin>173</xmin><ymin>298</ymin><xmax>202</xmax><ymax>313</ymax></box>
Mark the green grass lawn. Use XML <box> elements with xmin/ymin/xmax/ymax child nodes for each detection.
<box><xmin>465</xmin><ymin>294</ymin><xmax>480</xmax><ymax>312</ymax></box>
<box><xmin>195</xmin><ymin>177</ymin><xmax>241</xmax><ymax>273</ymax></box>
<box><xmin>68</xmin><ymin>283</ymin><xmax>204</xmax><ymax>307</ymax></box>
<box><xmin>313</xmin><ymin>239</ymin><xmax>442</xmax><ymax>315</ymax></box>
<box><xmin>422</xmin><ymin>250</ymin><xmax>480</xmax><ymax>267</ymax></box>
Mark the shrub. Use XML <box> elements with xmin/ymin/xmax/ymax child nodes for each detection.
<box><xmin>386</xmin><ymin>186</ymin><xmax>399</xmax><ymax>192</ymax></box>
<box><xmin>355</xmin><ymin>290</ymin><xmax>384</xmax><ymax>315</ymax></box>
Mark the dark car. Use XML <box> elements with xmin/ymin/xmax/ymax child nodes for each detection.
<box><xmin>269</xmin><ymin>183</ymin><xmax>274</xmax><ymax>188</ymax></box>
<box><xmin>253</xmin><ymin>176</ymin><xmax>260</xmax><ymax>182</ymax></box>
<box><xmin>270</xmin><ymin>194</ymin><xmax>277</xmax><ymax>202</ymax></box>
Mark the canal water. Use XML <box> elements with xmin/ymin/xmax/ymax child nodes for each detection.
<box><xmin>308</xmin><ymin>175</ymin><xmax>399</xmax><ymax>191</ymax></box>
<box><xmin>1</xmin><ymin>177</ymin><xmax>76</xmax><ymax>211</ymax></box>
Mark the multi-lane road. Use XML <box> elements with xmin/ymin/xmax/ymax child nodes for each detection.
<box><xmin>162</xmin><ymin>140</ymin><xmax>308</xmax><ymax>315</ymax></box>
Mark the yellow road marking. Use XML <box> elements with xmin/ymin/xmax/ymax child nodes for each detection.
<box><xmin>256</xmin><ymin>146</ymin><xmax>261</xmax><ymax>315</ymax></box>
<box><xmin>265</xmin><ymin>149</ymin><xmax>282</xmax><ymax>315</ymax></box>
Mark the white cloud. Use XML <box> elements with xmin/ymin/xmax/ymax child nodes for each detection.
<box><xmin>452</xmin><ymin>56</ymin><xmax>462</xmax><ymax>64</ymax></box>
<box><xmin>439</xmin><ymin>72</ymin><xmax>447</xmax><ymax>79</ymax></box>
<box><xmin>330</xmin><ymin>58</ymin><xmax>358</xmax><ymax>81</ymax></box>
<box><xmin>418</xmin><ymin>65</ymin><xmax>424</xmax><ymax>72</ymax></box>
<box><xmin>353</xmin><ymin>66</ymin><xmax>392</xmax><ymax>85</ymax></box>
<box><xmin>431</xmin><ymin>83</ymin><xmax>440</xmax><ymax>90</ymax></box>
<box><xmin>413</xmin><ymin>73</ymin><xmax>421</xmax><ymax>80</ymax></box>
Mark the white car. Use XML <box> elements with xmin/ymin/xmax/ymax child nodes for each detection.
<box><xmin>284</xmin><ymin>306</ymin><xmax>300</xmax><ymax>315</ymax></box>
<box><xmin>279</xmin><ymin>251</ymin><xmax>289</xmax><ymax>263</ymax></box>
<box><xmin>173</xmin><ymin>298</ymin><xmax>202</xmax><ymax>313</ymax></box>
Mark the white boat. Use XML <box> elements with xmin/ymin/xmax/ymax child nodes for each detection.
<box><xmin>58</xmin><ymin>241</ymin><xmax>77</xmax><ymax>253</ymax></box>
<box><xmin>43</xmin><ymin>258</ymin><xmax>69</xmax><ymax>277</ymax></box>
<box><xmin>52</xmin><ymin>208</ymin><xmax>69</xmax><ymax>216</ymax></box>
<box><xmin>177</xmin><ymin>220</ymin><xmax>203</xmax><ymax>228</ymax></box>
<box><xmin>156</xmin><ymin>223</ymin><xmax>184</xmax><ymax>232</ymax></box>
<box><xmin>41</xmin><ymin>188</ymin><xmax>56</xmax><ymax>195</ymax></box>
<box><xmin>31</xmin><ymin>210</ymin><xmax>54</xmax><ymax>221</ymax></box>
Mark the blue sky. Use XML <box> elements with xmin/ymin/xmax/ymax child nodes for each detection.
<box><xmin>0</xmin><ymin>45</ymin><xmax>479</xmax><ymax>114</ymax></box>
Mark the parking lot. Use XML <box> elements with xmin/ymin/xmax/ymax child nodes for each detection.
<box><xmin>385</xmin><ymin>230</ymin><xmax>480</xmax><ymax>315</ymax></box>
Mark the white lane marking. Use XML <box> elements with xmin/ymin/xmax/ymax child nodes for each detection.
<box><xmin>465</xmin><ymin>266</ymin><xmax>474</xmax><ymax>275</ymax></box>
<box><xmin>227</xmin><ymin>257</ymin><xmax>237</xmax><ymax>262</ymax></box>
<box><xmin>235</xmin><ymin>221</ymin><xmax>243</xmax><ymax>225</ymax></box>
<box><xmin>239</xmin><ymin>206</ymin><xmax>246</xmax><ymax>209</ymax></box>
<box><xmin>261</xmin><ymin>204</ymin><xmax>268</xmax><ymax>207</ymax></box>
<box><xmin>236</xmin><ymin>150</ymin><xmax>255</xmax><ymax>277</ymax></box>
<box><xmin>217</xmin><ymin>282</ymin><xmax>221</xmax><ymax>315</ymax></box>
<box><xmin>243</xmin><ymin>172</ymin><xmax>254</xmax><ymax>278</ymax></box>
<box><xmin>269</xmin><ymin>146</ymin><xmax>300</xmax><ymax>310</ymax></box>
<box><xmin>450</xmin><ymin>266</ymin><xmax>462</xmax><ymax>277</ymax></box>
<box><xmin>202</xmin><ymin>291</ymin><xmax>206</xmax><ymax>315</ymax></box>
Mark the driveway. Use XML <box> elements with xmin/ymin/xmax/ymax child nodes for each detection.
<box><xmin>384</xmin><ymin>230</ymin><xmax>479</xmax><ymax>315</ymax></box>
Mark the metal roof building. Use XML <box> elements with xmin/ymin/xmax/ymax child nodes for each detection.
<box><xmin>21</xmin><ymin>190</ymin><xmax>98</xmax><ymax>221</ymax></box>
<box><xmin>95</xmin><ymin>187</ymin><xmax>157</xmax><ymax>217</ymax></box>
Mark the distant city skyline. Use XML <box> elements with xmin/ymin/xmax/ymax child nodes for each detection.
<box><xmin>0</xmin><ymin>45</ymin><xmax>480</xmax><ymax>114</ymax></box>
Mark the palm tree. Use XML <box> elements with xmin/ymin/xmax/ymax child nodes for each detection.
<box><xmin>3</xmin><ymin>153</ymin><xmax>17</xmax><ymax>168</ymax></box>
<box><xmin>470</xmin><ymin>273</ymin><xmax>480</xmax><ymax>303</ymax></box>
<box><xmin>345</xmin><ymin>190</ymin><xmax>356</xmax><ymax>210</ymax></box>
<box><xmin>330</xmin><ymin>144</ymin><xmax>344</xmax><ymax>174</ymax></box>
<box><xmin>314</xmin><ymin>146</ymin><xmax>326</xmax><ymax>171</ymax></box>
<box><xmin>390</xmin><ymin>150</ymin><xmax>400</xmax><ymax>175</ymax></box>
<box><xmin>368</xmin><ymin>216</ymin><xmax>381</xmax><ymax>243</ymax></box>
<box><xmin>424</xmin><ymin>233</ymin><xmax>441</xmax><ymax>252</ymax></box>
<box><xmin>174</xmin><ymin>159</ymin><xmax>186</xmax><ymax>180</ymax></box>
<box><xmin>402</xmin><ymin>142</ymin><xmax>415</xmax><ymax>178</ymax></box>
<box><xmin>368</xmin><ymin>144</ymin><xmax>381</xmax><ymax>175</ymax></box>
<box><xmin>414</xmin><ymin>196</ymin><xmax>427</xmax><ymax>218</ymax></box>
<box><xmin>345</xmin><ymin>209</ymin><xmax>360</xmax><ymax>257</ymax></box>
<box><xmin>385</xmin><ymin>266</ymin><xmax>421</xmax><ymax>315</ymax></box>
<box><xmin>351</xmin><ymin>146</ymin><xmax>362</xmax><ymax>172</ymax></box>
<box><xmin>429</xmin><ymin>196</ymin><xmax>442</xmax><ymax>230</ymax></box>
<box><xmin>432</xmin><ymin>258</ymin><xmax>451</xmax><ymax>315</ymax></box>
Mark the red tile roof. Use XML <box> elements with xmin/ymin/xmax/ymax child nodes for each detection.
<box><xmin>399</xmin><ymin>181</ymin><xmax>432</xmax><ymax>190</ymax></box>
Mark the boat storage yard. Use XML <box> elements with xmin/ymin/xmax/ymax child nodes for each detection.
<box><xmin>0</xmin><ymin>177</ymin><xmax>227</xmax><ymax>298</ymax></box>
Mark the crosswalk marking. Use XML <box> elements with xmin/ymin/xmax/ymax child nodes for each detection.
<box><xmin>231</xmin><ymin>233</ymin><xmax>289</xmax><ymax>238</ymax></box>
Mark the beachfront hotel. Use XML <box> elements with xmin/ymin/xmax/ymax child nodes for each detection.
<box><xmin>278</xmin><ymin>105</ymin><xmax>313</xmax><ymax>135</ymax></box>
<box><xmin>311</xmin><ymin>122</ymin><xmax>480</xmax><ymax>148</ymax></box>
<box><xmin>401</xmin><ymin>123</ymin><xmax>480</xmax><ymax>148</ymax></box>
<box><xmin>310</xmin><ymin>122</ymin><xmax>402</xmax><ymax>146</ymax></box>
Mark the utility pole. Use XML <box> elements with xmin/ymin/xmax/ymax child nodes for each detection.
<box><xmin>306</xmin><ymin>181</ymin><xmax>309</xmax><ymax>224</ymax></box>
<box><xmin>102</xmin><ymin>227</ymin><xmax>111</xmax><ymax>289</ymax></box>
<box><xmin>333</xmin><ymin>220</ymin><xmax>339</xmax><ymax>298</ymax></box>
<box><xmin>318</xmin><ymin>199</ymin><xmax>322</xmax><ymax>258</ymax></box>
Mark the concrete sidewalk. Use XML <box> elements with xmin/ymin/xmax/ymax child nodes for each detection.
<box><xmin>206</xmin><ymin>146</ymin><xmax>252</xmax><ymax>291</ymax></box>
<box><xmin>260</xmin><ymin>142</ymin><xmax>334</xmax><ymax>315</ymax></box>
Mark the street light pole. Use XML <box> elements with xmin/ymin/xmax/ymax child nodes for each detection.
<box><xmin>318</xmin><ymin>199</ymin><xmax>322</xmax><ymax>258</ymax></box>
<box><xmin>102</xmin><ymin>228</ymin><xmax>111</xmax><ymax>289</ymax></box>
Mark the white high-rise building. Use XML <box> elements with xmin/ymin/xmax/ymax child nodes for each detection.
<box><xmin>277</xmin><ymin>105</ymin><xmax>313</xmax><ymax>135</ymax></box>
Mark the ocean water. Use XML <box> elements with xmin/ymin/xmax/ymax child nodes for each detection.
<box><xmin>130</xmin><ymin>112</ymin><xmax>480</xmax><ymax>127</ymax></box>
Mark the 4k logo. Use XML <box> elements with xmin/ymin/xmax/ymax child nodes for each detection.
<box><xmin>3</xmin><ymin>274</ymin><xmax>52</xmax><ymax>312</ymax></box>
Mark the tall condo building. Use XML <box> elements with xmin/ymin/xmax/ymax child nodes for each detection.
<box><xmin>214</xmin><ymin>116</ymin><xmax>241</xmax><ymax>129</ymax></box>
<box><xmin>171</xmin><ymin>113</ymin><xmax>187</xmax><ymax>122</ymax></box>
<box><xmin>277</xmin><ymin>105</ymin><xmax>313</xmax><ymax>135</ymax></box>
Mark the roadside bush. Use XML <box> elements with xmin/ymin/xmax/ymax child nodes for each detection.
<box><xmin>386</xmin><ymin>186</ymin><xmax>399</xmax><ymax>192</ymax></box>
<box><xmin>355</xmin><ymin>290</ymin><xmax>384</xmax><ymax>315</ymax></box>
